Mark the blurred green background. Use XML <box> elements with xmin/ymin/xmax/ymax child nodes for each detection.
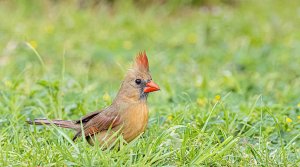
<box><xmin>0</xmin><ymin>0</ymin><xmax>300</xmax><ymax>166</ymax></box>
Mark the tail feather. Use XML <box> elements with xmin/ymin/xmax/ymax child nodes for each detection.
<box><xmin>26</xmin><ymin>119</ymin><xmax>79</xmax><ymax>130</ymax></box>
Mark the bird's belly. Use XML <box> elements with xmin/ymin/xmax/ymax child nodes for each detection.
<box><xmin>87</xmin><ymin>129</ymin><xmax>119</xmax><ymax>147</ymax></box>
<box><xmin>122</xmin><ymin>106</ymin><xmax>149</xmax><ymax>142</ymax></box>
<box><xmin>122</xmin><ymin>119</ymin><xmax>148</xmax><ymax>142</ymax></box>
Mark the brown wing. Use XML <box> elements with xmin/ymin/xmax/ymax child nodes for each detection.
<box><xmin>74</xmin><ymin>110</ymin><xmax>102</xmax><ymax>124</ymax></box>
<box><xmin>72</xmin><ymin>112</ymin><xmax>121</xmax><ymax>141</ymax></box>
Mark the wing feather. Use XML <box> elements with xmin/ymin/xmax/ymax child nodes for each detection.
<box><xmin>74</xmin><ymin>110</ymin><xmax>102</xmax><ymax>124</ymax></box>
<box><xmin>73</xmin><ymin>112</ymin><xmax>121</xmax><ymax>141</ymax></box>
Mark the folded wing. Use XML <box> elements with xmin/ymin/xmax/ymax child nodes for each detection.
<box><xmin>72</xmin><ymin>112</ymin><xmax>121</xmax><ymax>141</ymax></box>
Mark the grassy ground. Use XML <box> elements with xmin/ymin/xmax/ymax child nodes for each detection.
<box><xmin>1</xmin><ymin>0</ymin><xmax>300</xmax><ymax>166</ymax></box>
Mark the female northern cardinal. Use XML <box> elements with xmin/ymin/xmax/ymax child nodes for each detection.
<box><xmin>27</xmin><ymin>52</ymin><xmax>160</xmax><ymax>146</ymax></box>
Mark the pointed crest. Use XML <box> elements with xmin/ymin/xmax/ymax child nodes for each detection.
<box><xmin>135</xmin><ymin>51</ymin><xmax>149</xmax><ymax>71</ymax></box>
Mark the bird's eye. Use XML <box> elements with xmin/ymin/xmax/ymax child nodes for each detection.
<box><xmin>135</xmin><ymin>79</ymin><xmax>142</xmax><ymax>85</ymax></box>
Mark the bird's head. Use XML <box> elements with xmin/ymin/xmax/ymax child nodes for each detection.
<box><xmin>115</xmin><ymin>52</ymin><xmax>160</xmax><ymax>103</ymax></box>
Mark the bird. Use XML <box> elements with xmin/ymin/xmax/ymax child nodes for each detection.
<box><xmin>27</xmin><ymin>51</ymin><xmax>160</xmax><ymax>147</ymax></box>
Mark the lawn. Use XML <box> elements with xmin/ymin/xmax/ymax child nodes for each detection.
<box><xmin>0</xmin><ymin>0</ymin><xmax>300</xmax><ymax>166</ymax></box>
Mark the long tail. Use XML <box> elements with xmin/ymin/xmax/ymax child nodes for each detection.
<box><xmin>26</xmin><ymin>119</ymin><xmax>80</xmax><ymax>130</ymax></box>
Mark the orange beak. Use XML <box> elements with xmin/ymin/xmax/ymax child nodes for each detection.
<box><xmin>144</xmin><ymin>80</ymin><xmax>160</xmax><ymax>93</ymax></box>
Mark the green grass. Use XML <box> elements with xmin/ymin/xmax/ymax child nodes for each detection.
<box><xmin>1</xmin><ymin>0</ymin><xmax>300</xmax><ymax>166</ymax></box>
